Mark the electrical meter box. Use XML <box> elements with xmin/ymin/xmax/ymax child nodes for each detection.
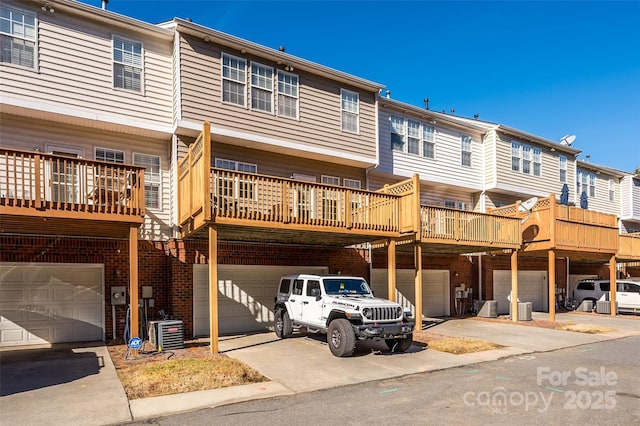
<box><xmin>111</xmin><ymin>286</ymin><xmax>126</xmax><ymax>305</ymax></box>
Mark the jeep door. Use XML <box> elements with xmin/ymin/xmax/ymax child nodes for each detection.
<box><xmin>287</xmin><ymin>278</ymin><xmax>306</xmax><ymax>321</ymax></box>
<box><xmin>299</xmin><ymin>279</ymin><xmax>324</xmax><ymax>327</ymax></box>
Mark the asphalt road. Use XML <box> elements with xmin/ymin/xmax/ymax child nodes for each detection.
<box><xmin>125</xmin><ymin>336</ymin><xmax>640</xmax><ymax>426</ymax></box>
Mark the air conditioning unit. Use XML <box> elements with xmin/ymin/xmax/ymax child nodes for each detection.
<box><xmin>148</xmin><ymin>320</ymin><xmax>184</xmax><ymax>351</ymax></box>
<box><xmin>596</xmin><ymin>300</ymin><xmax>617</xmax><ymax>315</ymax></box>
<box><xmin>518</xmin><ymin>302</ymin><xmax>532</xmax><ymax>321</ymax></box>
<box><xmin>475</xmin><ymin>300</ymin><xmax>497</xmax><ymax>318</ymax></box>
<box><xmin>579</xmin><ymin>300</ymin><xmax>594</xmax><ymax>312</ymax></box>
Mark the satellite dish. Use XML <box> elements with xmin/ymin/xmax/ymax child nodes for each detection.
<box><xmin>560</xmin><ymin>135</ymin><xmax>576</xmax><ymax>146</ymax></box>
<box><xmin>518</xmin><ymin>197</ymin><xmax>538</xmax><ymax>212</ymax></box>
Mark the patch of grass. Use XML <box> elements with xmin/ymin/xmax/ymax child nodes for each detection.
<box><xmin>426</xmin><ymin>337</ymin><xmax>504</xmax><ymax>354</ymax></box>
<box><xmin>115</xmin><ymin>357</ymin><xmax>267</xmax><ymax>400</ymax></box>
<box><xmin>558</xmin><ymin>324</ymin><xmax>615</xmax><ymax>334</ymax></box>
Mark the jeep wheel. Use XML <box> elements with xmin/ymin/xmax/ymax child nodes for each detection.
<box><xmin>327</xmin><ymin>318</ymin><xmax>355</xmax><ymax>357</ymax></box>
<box><xmin>385</xmin><ymin>334</ymin><xmax>413</xmax><ymax>352</ymax></box>
<box><xmin>275</xmin><ymin>309</ymin><xmax>293</xmax><ymax>338</ymax></box>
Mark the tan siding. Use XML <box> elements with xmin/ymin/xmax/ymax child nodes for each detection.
<box><xmin>0</xmin><ymin>114</ymin><xmax>172</xmax><ymax>240</ymax></box>
<box><xmin>493</xmin><ymin>131</ymin><xmax>575</xmax><ymax>198</ymax></box>
<box><xmin>484</xmin><ymin>192</ymin><xmax>521</xmax><ymax>210</ymax></box>
<box><xmin>1</xmin><ymin>4</ymin><xmax>172</xmax><ymax>126</ymax></box>
<box><xmin>178</xmin><ymin>35</ymin><xmax>377</xmax><ymax>162</ymax></box>
<box><xmin>579</xmin><ymin>172</ymin><xmax>620</xmax><ymax>215</ymax></box>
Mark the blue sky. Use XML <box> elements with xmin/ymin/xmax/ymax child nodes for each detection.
<box><xmin>87</xmin><ymin>0</ymin><xmax>639</xmax><ymax>173</ymax></box>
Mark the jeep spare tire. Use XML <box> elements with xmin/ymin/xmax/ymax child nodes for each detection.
<box><xmin>328</xmin><ymin>318</ymin><xmax>356</xmax><ymax>357</ymax></box>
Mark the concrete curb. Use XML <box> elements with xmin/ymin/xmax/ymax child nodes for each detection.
<box><xmin>129</xmin><ymin>381</ymin><xmax>294</xmax><ymax>420</ymax></box>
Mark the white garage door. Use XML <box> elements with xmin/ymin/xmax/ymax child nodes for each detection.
<box><xmin>193</xmin><ymin>265</ymin><xmax>328</xmax><ymax>337</ymax></box>
<box><xmin>493</xmin><ymin>270</ymin><xmax>548</xmax><ymax>315</ymax></box>
<box><xmin>371</xmin><ymin>269</ymin><xmax>450</xmax><ymax>318</ymax></box>
<box><xmin>0</xmin><ymin>263</ymin><xmax>104</xmax><ymax>347</ymax></box>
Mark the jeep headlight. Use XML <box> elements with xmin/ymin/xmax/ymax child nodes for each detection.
<box><xmin>396</xmin><ymin>306</ymin><xmax>403</xmax><ymax>318</ymax></box>
<box><xmin>362</xmin><ymin>307</ymin><xmax>372</xmax><ymax>320</ymax></box>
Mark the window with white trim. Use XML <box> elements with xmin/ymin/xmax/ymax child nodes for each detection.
<box><xmin>95</xmin><ymin>148</ymin><xmax>124</xmax><ymax>164</ymax></box>
<box><xmin>321</xmin><ymin>176</ymin><xmax>340</xmax><ymax>221</ymax></box>
<box><xmin>422</xmin><ymin>125</ymin><xmax>435</xmax><ymax>158</ymax></box>
<box><xmin>390</xmin><ymin>115</ymin><xmax>405</xmax><ymax>152</ymax></box>
<box><xmin>321</xmin><ymin>175</ymin><xmax>340</xmax><ymax>186</ymax></box>
<box><xmin>113</xmin><ymin>36</ymin><xmax>143</xmax><ymax>93</ymax></box>
<box><xmin>608</xmin><ymin>178</ymin><xmax>615</xmax><ymax>202</ymax></box>
<box><xmin>0</xmin><ymin>4</ymin><xmax>36</xmax><ymax>68</ymax></box>
<box><xmin>511</xmin><ymin>141</ymin><xmax>521</xmax><ymax>172</ymax></box>
<box><xmin>559</xmin><ymin>155</ymin><xmax>567</xmax><ymax>182</ymax></box>
<box><xmin>461</xmin><ymin>134</ymin><xmax>472</xmax><ymax>167</ymax></box>
<box><xmin>343</xmin><ymin>178</ymin><xmax>361</xmax><ymax>189</ymax></box>
<box><xmin>589</xmin><ymin>173</ymin><xmax>596</xmax><ymax>197</ymax></box>
<box><xmin>133</xmin><ymin>153</ymin><xmax>160</xmax><ymax>208</ymax></box>
<box><xmin>406</xmin><ymin>120</ymin><xmax>420</xmax><ymax>155</ymax></box>
<box><xmin>277</xmin><ymin>70</ymin><xmax>298</xmax><ymax>118</ymax></box>
<box><xmin>250</xmin><ymin>62</ymin><xmax>273</xmax><ymax>112</ymax></box>
<box><xmin>341</xmin><ymin>89</ymin><xmax>359</xmax><ymax>133</ymax></box>
<box><xmin>222</xmin><ymin>53</ymin><xmax>246</xmax><ymax>106</ymax></box>
<box><xmin>214</xmin><ymin>158</ymin><xmax>257</xmax><ymax>202</ymax></box>
<box><xmin>522</xmin><ymin>144</ymin><xmax>531</xmax><ymax>174</ymax></box>
<box><xmin>533</xmin><ymin>148</ymin><xmax>541</xmax><ymax>176</ymax></box>
<box><xmin>444</xmin><ymin>200</ymin><xmax>467</xmax><ymax>211</ymax></box>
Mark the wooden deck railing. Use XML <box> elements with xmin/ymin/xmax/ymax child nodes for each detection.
<box><xmin>490</xmin><ymin>195</ymin><xmax>619</xmax><ymax>253</ymax></box>
<box><xmin>619</xmin><ymin>233</ymin><xmax>640</xmax><ymax>261</ymax></box>
<box><xmin>209</xmin><ymin>168</ymin><xmax>401</xmax><ymax>232</ymax></box>
<box><xmin>0</xmin><ymin>148</ymin><xmax>145</xmax><ymax>219</ymax></box>
<box><xmin>420</xmin><ymin>206</ymin><xmax>521</xmax><ymax>247</ymax></box>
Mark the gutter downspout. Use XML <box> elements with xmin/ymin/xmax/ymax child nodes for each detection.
<box><xmin>367</xmin><ymin>89</ymin><xmax>383</xmax><ymax>288</ymax></box>
<box><xmin>478</xmin><ymin>253</ymin><xmax>483</xmax><ymax>301</ymax></box>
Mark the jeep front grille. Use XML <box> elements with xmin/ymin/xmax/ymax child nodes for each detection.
<box><xmin>368</xmin><ymin>307</ymin><xmax>400</xmax><ymax>321</ymax></box>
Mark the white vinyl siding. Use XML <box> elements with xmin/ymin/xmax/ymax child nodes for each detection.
<box><xmin>134</xmin><ymin>152</ymin><xmax>161</xmax><ymax>209</ymax></box>
<box><xmin>113</xmin><ymin>36</ymin><xmax>143</xmax><ymax>93</ymax></box>
<box><xmin>0</xmin><ymin>4</ymin><xmax>36</xmax><ymax>69</ymax></box>
<box><xmin>341</xmin><ymin>89</ymin><xmax>359</xmax><ymax>133</ymax></box>
<box><xmin>277</xmin><ymin>70</ymin><xmax>298</xmax><ymax>119</ymax></box>
<box><xmin>222</xmin><ymin>53</ymin><xmax>246</xmax><ymax>106</ymax></box>
<box><xmin>250</xmin><ymin>62</ymin><xmax>273</xmax><ymax>113</ymax></box>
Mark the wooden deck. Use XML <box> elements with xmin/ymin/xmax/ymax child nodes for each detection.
<box><xmin>0</xmin><ymin>148</ymin><xmax>145</xmax><ymax>237</ymax></box>
<box><xmin>489</xmin><ymin>196</ymin><xmax>620</xmax><ymax>260</ymax></box>
<box><xmin>619</xmin><ymin>233</ymin><xmax>640</xmax><ymax>262</ymax></box>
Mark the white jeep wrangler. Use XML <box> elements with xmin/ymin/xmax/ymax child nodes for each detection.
<box><xmin>273</xmin><ymin>274</ymin><xmax>414</xmax><ymax>357</ymax></box>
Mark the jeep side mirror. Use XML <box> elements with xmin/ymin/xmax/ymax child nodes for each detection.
<box><xmin>311</xmin><ymin>287</ymin><xmax>321</xmax><ymax>299</ymax></box>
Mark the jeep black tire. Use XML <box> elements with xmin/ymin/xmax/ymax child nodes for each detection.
<box><xmin>327</xmin><ymin>318</ymin><xmax>356</xmax><ymax>357</ymax></box>
<box><xmin>385</xmin><ymin>333</ymin><xmax>413</xmax><ymax>352</ymax></box>
<box><xmin>275</xmin><ymin>308</ymin><xmax>293</xmax><ymax>338</ymax></box>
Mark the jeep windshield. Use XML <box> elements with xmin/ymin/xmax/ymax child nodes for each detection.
<box><xmin>324</xmin><ymin>278</ymin><xmax>372</xmax><ymax>296</ymax></box>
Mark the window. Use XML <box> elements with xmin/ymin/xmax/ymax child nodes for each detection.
<box><xmin>609</xmin><ymin>179</ymin><xmax>615</xmax><ymax>202</ymax></box>
<box><xmin>461</xmin><ymin>134</ymin><xmax>472</xmax><ymax>167</ymax></box>
<box><xmin>522</xmin><ymin>145</ymin><xmax>531</xmax><ymax>174</ymax></box>
<box><xmin>95</xmin><ymin>148</ymin><xmax>124</xmax><ymax>164</ymax></box>
<box><xmin>133</xmin><ymin>153</ymin><xmax>160</xmax><ymax>208</ymax></box>
<box><xmin>113</xmin><ymin>36</ymin><xmax>143</xmax><ymax>92</ymax></box>
<box><xmin>559</xmin><ymin>155</ymin><xmax>567</xmax><ymax>183</ymax></box>
<box><xmin>321</xmin><ymin>176</ymin><xmax>340</xmax><ymax>221</ymax></box>
<box><xmin>407</xmin><ymin>120</ymin><xmax>420</xmax><ymax>155</ymax></box>
<box><xmin>46</xmin><ymin>145</ymin><xmax>85</xmax><ymax>203</ymax></box>
<box><xmin>511</xmin><ymin>142</ymin><xmax>521</xmax><ymax>172</ymax></box>
<box><xmin>222</xmin><ymin>53</ymin><xmax>246</xmax><ymax>106</ymax></box>
<box><xmin>422</xmin><ymin>125</ymin><xmax>435</xmax><ymax>159</ymax></box>
<box><xmin>444</xmin><ymin>200</ymin><xmax>467</xmax><ymax>210</ymax></box>
<box><xmin>589</xmin><ymin>173</ymin><xmax>596</xmax><ymax>197</ymax></box>
<box><xmin>293</xmin><ymin>279</ymin><xmax>304</xmax><ymax>296</ymax></box>
<box><xmin>390</xmin><ymin>115</ymin><xmax>405</xmax><ymax>151</ymax></box>
<box><xmin>321</xmin><ymin>175</ymin><xmax>340</xmax><ymax>186</ymax></box>
<box><xmin>341</xmin><ymin>89</ymin><xmax>359</xmax><ymax>133</ymax></box>
<box><xmin>533</xmin><ymin>148</ymin><xmax>541</xmax><ymax>176</ymax></box>
<box><xmin>277</xmin><ymin>70</ymin><xmax>298</xmax><ymax>118</ymax></box>
<box><xmin>343</xmin><ymin>178</ymin><xmax>361</xmax><ymax>189</ymax></box>
<box><xmin>214</xmin><ymin>158</ymin><xmax>257</xmax><ymax>202</ymax></box>
<box><xmin>1</xmin><ymin>4</ymin><xmax>35</xmax><ymax>68</ymax></box>
<box><xmin>306</xmin><ymin>280</ymin><xmax>321</xmax><ymax>297</ymax></box>
<box><xmin>577</xmin><ymin>169</ymin><xmax>595</xmax><ymax>198</ymax></box>
<box><xmin>250</xmin><ymin>62</ymin><xmax>273</xmax><ymax>112</ymax></box>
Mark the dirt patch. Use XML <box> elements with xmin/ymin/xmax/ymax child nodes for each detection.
<box><xmin>413</xmin><ymin>330</ymin><xmax>503</xmax><ymax>354</ymax></box>
<box><xmin>558</xmin><ymin>324</ymin><xmax>615</xmax><ymax>334</ymax></box>
<box><xmin>107</xmin><ymin>340</ymin><xmax>267</xmax><ymax>400</ymax></box>
<box><xmin>471</xmin><ymin>316</ymin><xmax>616</xmax><ymax>334</ymax></box>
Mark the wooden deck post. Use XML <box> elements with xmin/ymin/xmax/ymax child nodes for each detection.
<box><xmin>387</xmin><ymin>239</ymin><xmax>396</xmax><ymax>302</ymax></box>
<box><xmin>511</xmin><ymin>250</ymin><xmax>518</xmax><ymax>322</ymax></box>
<box><xmin>609</xmin><ymin>255</ymin><xmax>617</xmax><ymax>317</ymax></box>
<box><xmin>414</xmin><ymin>243</ymin><xmax>423</xmax><ymax>330</ymax></box>
<box><xmin>549</xmin><ymin>249</ymin><xmax>556</xmax><ymax>322</ymax></box>
<box><xmin>129</xmin><ymin>224</ymin><xmax>139</xmax><ymax>338</ymax></box>
<box><xmin>209</xmin><ymin>225</ymin><xmax>219</xmax><ymax>354</ymax></box>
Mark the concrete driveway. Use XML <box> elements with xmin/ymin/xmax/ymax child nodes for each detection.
<box><xmin>0</xmin><ymin>342</ymin><xmax>131</xmax><ymax>425</ymax></box>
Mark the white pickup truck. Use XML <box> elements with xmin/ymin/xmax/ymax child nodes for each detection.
<box><xmin>273</xmin><ymin>274</ymin><xmax>414</xmax><ymax>357</ymax></box>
